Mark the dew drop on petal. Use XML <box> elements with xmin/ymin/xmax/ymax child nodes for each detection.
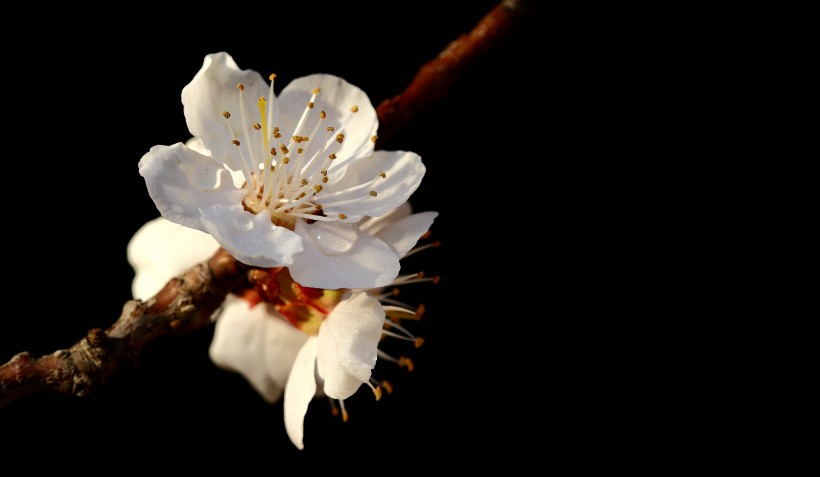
<box><xmin>309</xmin><ymin>224</ymin><xmax>358</xmax><ymax>256</ymax></box>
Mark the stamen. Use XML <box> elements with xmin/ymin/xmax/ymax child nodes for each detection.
<box><xmin>351</xmin><ymin>105</ymin><xmax>359</xmax><ymax>113</ymax></box>
<box><xmin>371</xmin><ymin>135</ymin><xmax>378</xmax><ymax>143</ymax></box>
<box><xmin>339</xmin><ymin>400</ymin><xmax>349</xmax><ymax>422</ymax></box>
<box><xmin>402</xmin><ymin>241</ymin><xmax>441</xmax><ymax>258</ymax></box>
<box><xmin>366</xmin><ymin>382</ymin><xmax>382</xmax><ymax>401</ymax></box>
<box><xmin>398</xmin><ymin>356</ymin><xmax>414</xmax><ymax>372</ymax></box>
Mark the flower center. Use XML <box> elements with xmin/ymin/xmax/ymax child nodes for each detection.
<box><xmin>246</xmin><ymin>267</ymin><xmax>345</xmax><ymax>336</ymax></box>
<box><xmin>223</xmin><ymin>77</ymin><xmax>384</xmax><ymax>230</ymax></box>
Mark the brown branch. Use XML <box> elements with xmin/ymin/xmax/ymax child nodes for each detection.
<box><xmin>0</xmin><ymin>249</ymin><xmax>243</xmax><ymax>407</ymax></box>
<box><xmin>375</xmin><ymin>0</ymin><xmax>536</xmax><ymax>144</ymax></box>
<box><xmin>0</xmin><ymin>0</ymin><xmax>532</xmax><ymax>408</ymax></box>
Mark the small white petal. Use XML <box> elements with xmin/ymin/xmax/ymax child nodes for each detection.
<box><xmin>284</xmin><ymin>337</ymin><xmax>318</xmax><ymax>450</ymax></box>
<box><xmin>210</xmin><ymin>296</ymin><xmax>306</xmax><ymax>403</ymax></box>
<box><xmin>278</xmin><ymin>74</ymin><xmax>377</xmax><ymax>167</ymax></box>
<box><xmin>199</xmin><ymin>205</ymin><xmax>304</xmax><ymax>268</ymax></box>
<box><xmin>322</xmin><ymin>150</ymin><xmax>425</xmax><ymax>222</ymax></box>
<box><xmin>127</xmin><ymin>217</ymin><xmax>220</xmax><ymax>300</ymax></box>
<box><xmin>182</xmin><ymin>52</ymin><xmax>272</xmax><ymax>170</ymax></box>
<box><xmin>139</xmin><ymin>143</ymin><xmax>245</xmax><ymax>232</ymax></box>
<box><xmin>317</xmin><ymin>292</ymin><xmax>385</xmax><ymax>400</ymax></box>
<box><xmin>290</xmin><ymin>221</ymin><xmax>400</xmax><ymax>289</ymax></box>
<box><xmin>375</xmin><ymin>211</ymin><xmax>439</xmax><ymax>258</ymax></box>
<box><xmin>359</xmin><ymin>202</ymin><xmax>413</xmax><ymax>235</ymax></box>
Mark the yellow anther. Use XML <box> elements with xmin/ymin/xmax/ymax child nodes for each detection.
<box><xmin>280</xmin><ymin>145</ymin><xmax>289</xmax><ymax>154</ymax></box>
<box><xmin>342</xmin><ymin>409</ymin><xmax>349</xmax><ymax>422</ymax></box>
<box><xmin>414</xmin><ymin>337</ymin><xmax>425</xmax><ymax>349</ymax></box>
<box><xmin>373</xmin><ymin>386</ymin><xmax>382</xmax><ymax>401</ymax></box>
<box><xmin>257</xmin><ymin>96</ymin><xmax>266</xmax><ymax>107</ymax></box>
<box><xmin>237</xmin><ymin>83</ymin><xmax>245</xmax><ymax>90</ymax></box>
<box><xmin>420</xmin><ymin>230</ymin><xmax>432</xmax><ymax>240</ymax></box>
<box><xmin>297</xmin><ymin>148</ymin><xmax>304</xmax><ymax>154</ymax></box>
<box><xmin>351</xmin><ymin>105</ymin><xmax>359</xmax><ymax>113</ymax></box>
<box><xmin>398</xmin><ymin>357</ymin><xmax>414</xmax><ymax>372</ymax></box>
<box><xmin>371</xmin><ymin>135</ymin><xmax>378</xmax><ymax>143</ymax></box>
<box><xmin>301</xmin><ymin>179</ymin><xmax>308</xmax><ymax>186</ymax></box>
<box><xmin>328</xmin><ymin>153</ymin><xmax>337</xmax><ymax>160</ymax></box>
<box><xmin>282</xmin><ymin>157</ymin><xmax>290</xmax><ymax>164</ymax></box>
<box><xmin>320</xmin><ymin>111</ymin><xmax>326</xmax><ymax>119</ymax></box>
<box><xmin>416</xmin><ymin>304</ymin><xmax>426</xmax><ymax>319</ymax></box>
<box><xmin>312</xmin><ymin>88</ymin><xmax>320</xmax><ymax>94</ymax></box>
<box><xmin>417</xmin><ymin>272</ymin><xmax>425</xmax><ymax>279</ymax></box>
<box><xmin>432</xmin><ymin>276</ymin><xmax>441</xmax><ymax>284</ymax></box>
<box><xmin>327</xmin><ymin>126</ymin><xmax>335</xmax><ymax>132</ymax></box>
<box><xmin>379</xmin><ymin>172</ymin><xmax>387</xmax><ymax>179</ymax></box>
<box><xmin>330</xmin><ymin>406</ymin><xmax>339</xmax><ymax>417</ymax></box>
<box><xmin>314</xmin><ymin>185</ymin><xmax>323</xmax><ymax>193</ymax></box>
<box><xmin>232</xmin><ymin>139</ymin><xmax>241</xmax><ymax>146</ymax></box>
<box><xmin>381</xmin><ymin>380</ymin><xmax>394</xmax><ymax>394</ymax></box>
<box><xmin>270</xmin><ymin>148</ymin><xmax>277</xmax><ymax>155</ymax></box>
<box><xmin>298</xmin><ymin>192</ymin><xmax>306</xmax><ymax>199</ymax></box>
<box><xmin>336</xmin><ymin>133</ymin><xmax>345</xmax><ymax>144</ymax></box>
<box><xmin>308</xmin><ymin>101</ymin><xmax>315</xmax><ymax>109</ymax></box>
<box><xmin>269</xmin><ymin>73</ymin><xmax>277</xmax><ymax>81</ymax></box>
<box><xmin>273</xmin><ymin>127</ymin><xmax>280</xmax><ymax>133</ymax></box>
<box><xmin>315</xmin><ymin>204</ymin><xmax>323</xmax><ymax>210</ymax></box>
<box><xmin>369</xmin><ymin>191</ymin><xmax>378</xmax><ymax>197</ymax></box>
<box><xmin>322</xmin><ymin>177</ymin><xmax>329</xmax><ymax>183</ymax></box>
<box><xmin>222</xmin><ymin>111</ymin><xmax>231</xmax><ymax>119</ymax></box>
<box><xmin>321</xmin><ymin>169</ymin><xmax>327</xmax><ymax>176</ymax></box>
<box><xmin>253</xmin><ymin>123</ymin><xmax>261</xmax><ymax>130</ymax></box>
<box><xmin>338</xmin><ymin>213</ymin><xmax>347</xmax><ymax>220</ymax></box>
<box><xmin>391</xmin><ymin>288</ymin><xmax>400</xmax><ymax>296</ymax></box>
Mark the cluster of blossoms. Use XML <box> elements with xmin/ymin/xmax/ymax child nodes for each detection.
<box><xmin>131</xmin><ymin>53</ymin><xmax>438</xmax><ymax>449</ymax></box>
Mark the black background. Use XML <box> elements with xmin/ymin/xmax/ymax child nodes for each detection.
<box><xmin>0</xmin><ymin>1</ymin><xmax>547</xmax><ymax>468</ymax></box>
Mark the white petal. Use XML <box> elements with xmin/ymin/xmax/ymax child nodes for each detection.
<box><xmin>187</xmin><ymin>137</ymin><xmax>246</xmax><ymax>188</ymax></box>
<box><xmin>278</xmin><ymin>74</ymin><xmax>377</xmax><ymax>169</ymax></box>
<box><xmin>374</xmin><ymin>211</ymin><xmax>438</xmax><ymax>258</ymax></box>
<box><xmin>199</xmin><ymin>205</ymin><xmax>304</xmax><ymax>268</ymax></box>
<box><xmin>322</xmin><ymin>150</ymin><xmax>425</xmax><ymax>222</ymax></box>
<box><xmin>139</xmin><ymin>143</ymin><xmax>245</xmax><ymax>232</ymax></box>
<box><xmin>182</xmin><ymin>52</ymin><xmax>271</xmax><ymax>170</ymax></box>
<box><xmin>316</xmin><ymin>292</ymin><xmax>384</xmax><ymax>400</ymax></box>
<box><xmin>359</xmin><ymin>202</ymin><xmax>413</xmax><ymax>235</ymax></box>
<box><xmin>127</xmin><ymin>217</ymin><xmax>221</xmax><ymax>300</ymax></box>
<box><xmin>290</xmin><ymin>221</ymin><xmax>400</xmax><ymax>289</ymax></box>
<box><xmin>284</xmin><ymin>337</ymin><xmax>318</xmax><ymax>450</ymax></box>
<box><xmin>210</xmin><ymin>296</ymin><xmax>307</xmax><ymax>403</ymax></box>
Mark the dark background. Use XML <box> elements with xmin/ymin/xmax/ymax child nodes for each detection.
<box><xmin>0</xmin><ymin>1</ymin><xmax>547</xmax><ymax>468</ymax></box>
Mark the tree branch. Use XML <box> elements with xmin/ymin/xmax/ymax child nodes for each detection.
<box><xmin>375</xmin><ymin>0</ymin><xmax>536</xmax><ymax>144</ymax></box>
<box><xmin>0</xmin><ymin>249</ymin><xmax>242</xmax><ymax>407</ymax></box>
<box><xmin>0</xmin><ymin>0</ymin><xmax>533</xmax><ymax>408</ymax></box>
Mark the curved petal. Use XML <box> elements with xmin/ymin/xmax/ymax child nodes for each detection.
<box><xmin>284</xmin><ymin>337</ymin><xmax>318</xmax><ymax>450</ymax></box>
<box><xmin>374</xmin><ymin>211</ymin><xmax>439</xmax><ymax>258</ymax></box>
<box><xmin>316</xmin><ymin>292</ymin><xmax>384</xmax><ymax>400</ymax></box>
<box><xmin>277</xmin><ymin>74</ymin><xmax>377</xmax><ymax>171</ymax></box>
<box><xmin>182</xmin><ymin>52</ymin><xmax>271</xmax><ymax>170</ymax></box>
<box><xmin>199</xmin><ymin>205</ymin><xmax>304</xmax><ymax>267</ymax></box>
<box><xmin>139</xmin><ymin>143</ymin><xmax>245</xmax><ymax>232</ymax></box>
<box><xmin>359</xmin><ymin>202</ymin><xmax>413</xmax><ymax>235</ymax></box>
<box><xmin>290</xmin><ymin>221</ymin><xmax>400</xmax><ymax>289</ymax></box>
<box><xmin>210</xmin><ymin>296</ymin><xmax>306</xmax><ymax>403</ymax></box>
<box><xmin>127</xmin><ymin>217</ymin><xmax>221</xmax><ymax>300</ymax></box>
<box><xmin>322</xmin><ymin>150</ymin><xmax>425</xmax><ymax>222</ymax></box>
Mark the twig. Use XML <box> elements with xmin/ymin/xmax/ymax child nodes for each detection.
<box><xmin>0</xmin><ymin>249</ymin><xmax>242</xmax><ymax>407</ymax></box>
<box><xmin>375</xmin><ymin>0</ymin><xmax>536</xmax><ymax>144</ymax></box>
<box><xmin>0</xmin><ymin>0</ymin><xmax>533</xmax><ymax>408</ymax></box>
